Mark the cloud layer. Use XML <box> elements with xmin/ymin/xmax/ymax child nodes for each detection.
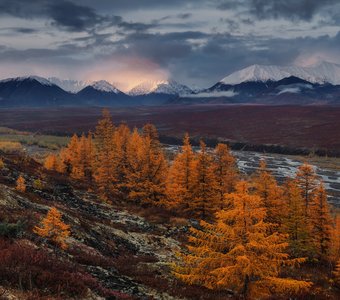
<box><xmin>0</xmin><ymin>0</ymin><xmax>339</xmax><ymax>90</ymax></box>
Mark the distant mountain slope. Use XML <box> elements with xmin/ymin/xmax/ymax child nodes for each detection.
<box><xmin>220</xmin><ymin>61</ymin><xmax>340</xmax><ymax>85</ymax></box>
<box><xmin>76</xmin><ymin>81</ymin><xmax>132</xmax><ymax>106</ymax></box>
<box><xmin>129</xmin><ymin>80</ymin><xmax>192</xmax><ymax>96</ymax></box>
<box><xmin>0</xmin><ymin>76</ymin><xmax>75</xmax><ymax>107</ymax></box>
<box><xmin>48</xmin><ymin>77</ymin><xmax>91</xmax><ymax>93</ymax></box>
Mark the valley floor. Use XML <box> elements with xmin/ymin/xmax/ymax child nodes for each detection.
<box><xmin>0</xmin><ymin>105</ymin><xmax>339</xmax><ymax>155</ymax></box>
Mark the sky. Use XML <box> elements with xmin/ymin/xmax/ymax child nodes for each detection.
<box><xmin>0</xmin><ymin>0</ymin><xmax>340</xmax><ymax>91</ymax></box>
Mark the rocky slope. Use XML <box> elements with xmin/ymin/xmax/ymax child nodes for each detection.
<box><xmin>0</xmin><ymin>152</ymin><xmax>195</xmax><ymax>300</ymax></box>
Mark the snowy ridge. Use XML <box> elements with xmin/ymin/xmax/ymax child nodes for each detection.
<box><xmin>129</xmin><ymin>80</ymin><xmax>192</xmax><ymax>96</ymax></box>
<box><xmin>90</xmin><ymin>80</ymin><xmax>121</xmax><ymax>93</ymax></box>
<box><xmin>0</xmin><ymin>76</ymin><xmax>53</xmax><ymax>86</ymax></box>
<box><xmin>48</xmin><ymin>78</ymin><xmax>91</xmax><ymax>93</ymax></box>
<box><xmin>221</xmin><ymin>61</ymin><xmax>340</xmax><ymax>85</ymax></box>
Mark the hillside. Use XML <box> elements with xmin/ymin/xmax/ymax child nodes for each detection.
<box><xmin>0</xmin><ymin>152</ymin><xmax>191</xmax><ymax>299</ymax></box>
<box><xmin>0</xmin><ymin>113</ymin><xmax>339</xmax><ymax>299</ymax></box>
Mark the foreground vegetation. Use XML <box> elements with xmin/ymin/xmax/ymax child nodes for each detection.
<box><xmin>0</xmin><ymin>110</ymin><xmax>339</xmax><ymax>299</ymax></box>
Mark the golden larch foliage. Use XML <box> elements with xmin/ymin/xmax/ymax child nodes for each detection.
<box><xmin>253</xmin><ymin>160</ymin><xmax>284</xmax><ymax>227</ymax></box>
<box><xmin>295</xmin><ymin>163</ymin><xmax>319</xmax><ymax>217</ymax></box>
<box><xmin>16</xmin><ymin>175</ymin><xmax>26</xmax><ymax>192</ymax></box>
<box><xmin>124</xmin><ymin>129</ymin><xmax>168</xmax><ymax>205</ymax></box>
<box><xmin>44</xmin><ymin>154</ymin><xmax>58</xmax><ymax>170</ymax></box>
<box><xmin>173</xmin><ymin>181</ymin><xmax>312</xmax><ymax>298</ymax></box>
<box><xmin>330</xmin><ymin>215</ymin><xmax>340</xmax><ymax>263</ymax></box>
<box><xmin>34</xmin><ymin>207</ymin><xmax>70</xmax><ymax>250</ymax></box>
<box><xmin>282</xmin><ymin>180</ymin><xmax>313</xmax><ymax>257</ymax></box>
<box><xmin>309</xmin><ymin>183</ymin><xmax>333</xmax><ymax>261</ymax></box>
<box><xmin>213</xmin><ymin>143</ymin><xmax>238</xmax><ymax>209</ymax></box>
<box><xmin>94</xmin><ymin>109</ymin><xmax>118</xmax><ymax>200</ymax></box>
<box><xmin>190</xmin><ymin>140</ymin><xmax>219</xmax><ymax>219</ymax></box>
<box><xmin>166</xmin><ymin>133</ymin><xmax>197</xmax><ymax>209</ymax></box>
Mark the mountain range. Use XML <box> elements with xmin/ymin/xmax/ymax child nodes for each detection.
<box><xmin>1</xmin><ymin>61</ymin><xmax>340</xmax><ymax>107</ymax></box>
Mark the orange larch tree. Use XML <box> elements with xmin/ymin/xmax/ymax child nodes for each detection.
<box><xmin>16</xmin><ymin>175</ymin><xmax>26</xmax><ymax>192</ymax></box>
<box><xmin>282</xmin><ymin>180</ymin><xmax>313</xmax><ymax>257</ymax></box>
<box><xmin>190</xmin><ymin>140</ymin><xmax>219</xmax><ymax>219</ymax></box>
<box><xmin>113</xmin><ymin>123</ymin><xmax>131</xmax><ymax>188</ymax></box>
<box><xmin>309</xmin><ymin>183</ymin><xmax>334</xmax><ymax>261</ymax></box>
<box><xmin>93</xmin><ymin>109</ymin><xmax>118</xmax><ymax>200</ymax></box>
<box><xmin>34</xmin><ymin>207</ymin><xmax>70</xmax><ymax>250</ymax></box>
<box><xmin>124</xmin><ymin>129</ymin><xmax>168</xmax><ymax>205</ymax></box>
<box><xmin>44</xmin><ymin>154</ymin><xmax>59</xmax><ymax>171</ymax></box>
<box><xmin>295</xmin><ymin>163</ymin><xmax>319</xmax><ymax>217</ymax></box>
<box><xmin>252</xmin><ymin>160</ymin><xmax>284</xmax><ymax>226</ymax></box>
<box><xmin>330</xmin><ymin>215</ymin><xmax>340</xmax><ymax>263</ymax></box>
<box><xmin>174</xmin><ymin>181</ymin><xmax>312</xmax><ymax>299</ymax></box>
<box><xmin>166</xmin><ymin>133</ymin><xmax>197</xmax><ymax>209</ymax></box>
<box><xmin>213</xmin><ymin>143</ymin><xmax>238</xmax><ymax>209</ymax></box>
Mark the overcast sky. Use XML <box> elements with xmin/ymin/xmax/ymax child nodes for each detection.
<box><xmin>0</xmin><ymin>0</ymin><xmax>340</xmax><ymax>90</ymax></box>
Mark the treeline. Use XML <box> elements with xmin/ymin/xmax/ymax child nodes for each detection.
<box><xmin>44</xmin><ymin>110</ymin><xmax>340</xmax><ymax>298</ymax></box>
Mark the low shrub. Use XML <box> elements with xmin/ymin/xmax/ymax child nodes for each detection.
<box><xmin>0</xmin><ymin>238</ymin><xmax>127</xmax><ymax>298</ymax></box>
<box><xmin>0</xmin><ymin>221</ymin><xmax>25</xmax><ymax>238</ymax></box>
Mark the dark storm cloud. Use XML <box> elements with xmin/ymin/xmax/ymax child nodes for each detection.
<box><xmin>218</xmin><ymin>0</ymin><xmax>339</xmax><ymax>21</ymax></box>
<box><xmin>47</xmin><ymin>1</ymin><xmax>103</xmax><ymax>32</ymax></box>
<box><xmin>248</xmin><ymin>0</ymin><xmax>338</xmax><ymax>21</ymax></box>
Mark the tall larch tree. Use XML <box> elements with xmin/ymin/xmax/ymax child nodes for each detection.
<box><xmin>213</xmin><ymin>143</ymin><xmax>238</xmax><ymax>209</ymax></box>
<box><xmin>34</xmin><ymin>207</ymin><xmax>70</xmax><ymax>250</ymax></box>
<box><xmin>295</xmin><ymin>163</ymin><xmax>319</xmax><ymax>217</ymax></box>
<box><xmin>166</xmin><ymin>133</ymin><xmax>196</xmax><ymax>209</ymax></box>
<box><xmin>113</xmin><ymin>123</ymin><xmax>131</xmax><ymax>188</ymax></box>
<box><xmin>125</xmin><ymin>130</ymin><xmax>168</xmax><ymax>205</ymax></box>
<box><xmin>60</xmin><ymin>134</ymin><xmax>81</xmax><ymax>176</ymax></box>
<box><xmin>309</xmin><ymin>183</ymin><xmax>333</xmax><ymax>261</ymax></box>
<box><xmin>190</xmin><ymin>140</ymin><xmax>219</xmax><ymax>219</ymax></box>
<box><xmin>84</xmin><ymin>132</ymin><xmax>96</xmax><ymax>181</ymax></box>
<box><xmin>174</xmin><ymin>181</ymin><xmax>311</xmax><ymax>299</ymax></box>
<box><xmin>282</xmin><ymin>180</ymin><xmax>313</xmax><ymax>257</ymax></box>
<box><xmin>94</xmin><ymin>109</ymin><xmax>118</xmax><ymax>200</ymax></box>
<box><xmin>142</xmin><ymin>123</ymin><xmax>161</xmax><ymax>151</ymax></box>
<box><xmin>253</xmin><ymin>160</ymin><xmax>284</xmax><ymax>227</ymax></box>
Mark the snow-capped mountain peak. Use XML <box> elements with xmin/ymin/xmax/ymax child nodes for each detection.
<box><xmin>220</xmin><ymin>61</ymin><xmax>340</xmax><ymax>85</ymax></box>
<box><xmin>129</xmin><ymin>80</ymin><xmax>191</xmax><ymax>96</ymax></box>
<box><xmin>90</xmin><ymin>80</ymin><xmax>121</xmax><ymax>93</ymax></box>
<box><xmin>0</xmin><ymin>76</ymin><xmax>53</xmax><ymax>86</ymax></box>
<box><xmin>48</xmin><ymin>77</ymin><xmax>91</xmax><ymax>93</ymax></box>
